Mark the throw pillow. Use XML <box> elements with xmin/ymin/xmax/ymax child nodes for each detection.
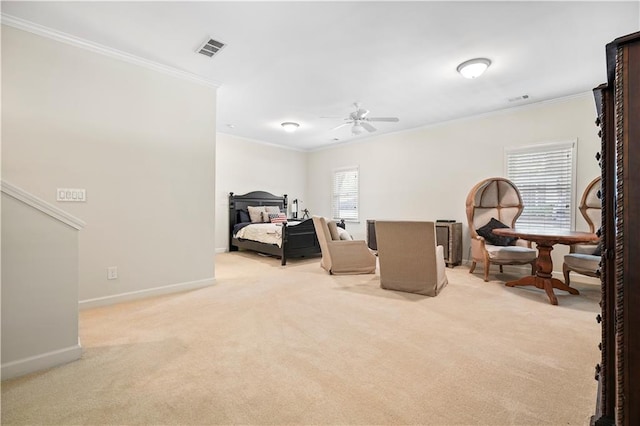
<box><xmin>338</xmin><ymin>227</ymin><xmax>353</xmax><ymax>240</ymax></box>
<box><xmin>238</xmin><ymin>209</ymin><xmax>251</xmax><ymax>223</ymax></box>
<box><xmin>263</xmin><ymin>206</ymin><xmax>281</xmax><ymax>222</ymax></box>
<box><xmin>268</xmin><ymin>213</ymin><xmax>287</xmax><ymax>224</ymax></box>
<box><xmin>247</xmin><ymin>206</ymin><xmax>266</xmax><ymax>223</ymax></box>
<box><xmin>476</xmin><ymin>217</ymin><xmax>517</xmax><ymax>246</ymax></box>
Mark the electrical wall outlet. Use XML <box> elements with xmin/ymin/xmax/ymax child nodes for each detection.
<box><xmin>107</xmin><ymin>266</ymin><xmax>118</xmax><ymax>280</ymax></box>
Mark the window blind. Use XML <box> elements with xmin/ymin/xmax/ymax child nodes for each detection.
<box><xmin>506</xmin><ymin>142</ymin><xmax>575</xmax><ymax>231</ymax></box>
<box><xmin>332</xmin><ymin>167</ymin><xmax>359</xmax><ymax>221</ymax></box>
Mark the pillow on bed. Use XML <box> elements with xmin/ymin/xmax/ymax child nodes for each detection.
<box><xmin>263</xmin><ymin>206</ymin><xmax>281</xmax><ymax>222</ymax></box>
<box><xmin>268</xmin><ymin>213</ymin><xmax>288</xmax><ymax>224</ymax></box>
<box><xmin>238</xmin><ymin>209</ymin><xmax>251</xmax><ymax>223</ymax></box>
<box><xmin>247</xmin><ymin>206</ymin><xmax>267</xmax><ymax>223</ymax></box>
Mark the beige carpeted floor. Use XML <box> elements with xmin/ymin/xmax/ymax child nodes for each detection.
<box><xmin>2</xmin><ymin>252</ymin><xmax>600</xmax><ymax>425</ymax></box>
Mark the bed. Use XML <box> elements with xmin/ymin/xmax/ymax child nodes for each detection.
<box><xmin>228</xmin><ymin>191</ymin><xmax>322</xmax><ymax>265</ymax></box>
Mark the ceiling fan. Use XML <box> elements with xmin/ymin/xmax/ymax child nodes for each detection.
<box><xmin>328</xmin><ymin>103</ymin><xmax>399</xmax><ymax>135</ymax></box>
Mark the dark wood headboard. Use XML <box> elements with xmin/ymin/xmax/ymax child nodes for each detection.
<box><xmin>229</xmin><ymin>190</ymin><xmax>288</xmax><ymax>232</ymax></box>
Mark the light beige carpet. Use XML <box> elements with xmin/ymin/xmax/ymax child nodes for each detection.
<box><xmin>2</xmin><ymin>252</ymin><xmax>600</xmax><ymax>425</ymax></box>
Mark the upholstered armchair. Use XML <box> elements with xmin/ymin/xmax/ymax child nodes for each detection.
<box><xmin>312</xmin><ymin>216</ymin><xmax>376</xmax><ymax>275</ymax></box>
<box><xmin>375</xmin><ymin>221</ymin><xmax>448</xmax><ymax>296</ymax></box>
<box><xmin>465</xmin><ymin>177</ymin><xmax>537</xmax><ymax>281</ymax></box>
<box><xmin>563</xmin><ymin>177</ymin><xmax>601</xmax><ymax>285</ymax></box>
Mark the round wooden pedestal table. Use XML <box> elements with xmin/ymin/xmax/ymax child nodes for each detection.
<box><xmin>492</xmin><ymin>228</ymin><xmax>598</xmax><ymax>305</ymax></box>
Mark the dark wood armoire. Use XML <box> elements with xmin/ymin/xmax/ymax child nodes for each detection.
<box><xmin>592</xmin><ymin>30</ymin><xmax>640</xmax><ymax>426</ymax></box>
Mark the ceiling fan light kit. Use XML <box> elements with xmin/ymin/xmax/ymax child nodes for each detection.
<box><xmin>281</xmin><ymin>122</ymin><xmax>300</xmax><ymax>132</ymax></box>
<box><xmin>457</xmin><ymin>58</ymin><xmax>491</xmax><ymax>79</ymax></box>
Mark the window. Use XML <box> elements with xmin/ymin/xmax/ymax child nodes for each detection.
<box><xmin>505</xmin><ymin>141</ymin><xmax>576</xmax><ymax>231</ymax></box>
<box><xmin>332</xmin><ymin>167</ymin><xmax>359</xmax><ymax>222</ymax></box>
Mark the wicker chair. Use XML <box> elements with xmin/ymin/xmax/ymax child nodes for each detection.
<box><xmin>465</xmin><ymin>177</ymin><xmax>536</xmax><ymax>281</ymax></box>
<box><xmin>563</xmin><ymin>177</ymin><xmax>601</xmax><ymax>285</ymax></box>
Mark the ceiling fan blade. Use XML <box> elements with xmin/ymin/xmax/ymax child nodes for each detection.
<box><xmin>366</xmin><ymin>117</ymin><xmax>399</xmax><ymax>122</ymax></box>
<box><xmin>331</xmin><ymin>122</ymin><xmax>351</xmax><ymax>131</ymax></box>
<box><xmin>361</xmin><ymin>122</ymin><xmax>377</xmax><ymax>132</ymax></box>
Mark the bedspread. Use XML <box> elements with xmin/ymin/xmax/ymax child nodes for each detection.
<box><xmin>234</xmin><ymin>221</ymin><xmax>302</xmax><ymax>247</ymax></box>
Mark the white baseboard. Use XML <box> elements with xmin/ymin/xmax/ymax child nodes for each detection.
<box><xmin>1</xmin><ymin>343</ymin><xmax>82</xmax><ymax>380</ymax></box>
<box><xmin>215</xmin><ymin>247</ymin><xmax>228</xmax><ymax>254</ymax></box>
<box><xmin>78</xmin><ymin>277</ymin><xmax>215</xmax><ymax>309</ymax></box>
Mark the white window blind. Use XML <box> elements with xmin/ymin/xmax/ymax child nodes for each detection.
<box><xmin>332</xmin><ymin>167</ymin><xmax>359</xmax><ymax>221</ymax></box>
<box><xmin>505</xmin><ymin>141</ymin><xmax>576</xmax><ymax>231</ymax></box>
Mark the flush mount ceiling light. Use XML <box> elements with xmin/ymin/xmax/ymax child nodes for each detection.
<box><xmin>457</xmin><ymin>58</ymin><xmax>492</xmax><ymax>79</ymax></box>
<box><xmin>281</xmin><ymin>122</ymin><xmax>300</xmax><ymax>132</ymax></box>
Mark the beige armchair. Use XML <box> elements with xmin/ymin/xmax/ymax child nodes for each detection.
<box><xmin>465</xmin><ymin>177</ymin><xmax>536</xmax><ymax>281</ymax></box>
<box><xmin>563</xmin><ymin>177</ymin><xmax>601</xmax><ymax>285</ymax></box>
<box><xmin>375</xmin><ymin>221</ymin><xmax>448</xmax><ymax>296</ymax></box>
<box><xmin>312</xmin><ymin>216</ymin><xmax>376</xmax><ymax>275</ymax></box>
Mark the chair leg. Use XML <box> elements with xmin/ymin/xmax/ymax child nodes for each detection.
<box><xmin>499</xmin><ymin>265</ymin><xmax>504</xmax><ymax>273</ymax></box>
<box><xmin>531</xmin><ymin>261</ymin><xmax>536</xmax><ymax>276</ymax></box>
<box><xmin>469</xmin><ymin>261</ymin><xmax>476</xmax><ymax>274</ymax></box>
<box><xmin>563</xmin><ymin>263</ymin><xmax>570</xmax><ymax>285</ymax></box>
<box><xmin>483</xmin><ymin>260</ymin><xmax>490</xmax><ymax>282</ymax></box>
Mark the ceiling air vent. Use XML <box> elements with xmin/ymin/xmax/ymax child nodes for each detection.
<box><xmin>196</xmin><ymin>37</ymin><xmax>226</xmax><ymax>58</ymax></box>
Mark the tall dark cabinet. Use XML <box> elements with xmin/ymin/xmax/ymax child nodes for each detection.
<box><xmin>592</xmin><ymin>31</ymin><xmax>640</xmax><ymax>426</ymax></box>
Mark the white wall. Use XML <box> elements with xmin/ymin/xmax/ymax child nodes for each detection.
<box><xmin>215</xmin><ymin>133</ymin><xmax>307</xmax><ymax>252</ymax></box>
<box><xmin>306</xmin><ymin>94</ymin><xmax>601</xmax><ymax>274</ymax></box>
<box><xmin>1</xmin><ymin>192</ymin><xmax>82</xmax><ymax>379</ymax></box>
<box><xmin>1</xmin><ymin>25</ymin><xmax>217</xmax><ymax>304</ymax></box>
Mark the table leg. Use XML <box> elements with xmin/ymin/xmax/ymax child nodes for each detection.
<box><xmin>542</xmin><ymin>279</ymin><xmax>559</xmax><ymax>306</ymax></box>
<box><xmin>504</xmin><ymin>243</ymin><xmax>580</xmax><ymax>305</ymax></box>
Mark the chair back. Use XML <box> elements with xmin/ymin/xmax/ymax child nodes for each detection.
<box><xmin>466</xmin><ymin>177</ymin><xmax>524</xmax><ymax>237</ymax></box>
<box><xmin>375</xmin><ymin>221</ymin><xmax>445</xmax><ymax>296</ymax></box>
<box><xmin>579</xmin><ymin>177</ymin><xmax>601</xmax><ymax>233</ymax></box>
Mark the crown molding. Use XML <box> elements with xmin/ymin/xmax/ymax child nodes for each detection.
<box><xmin>1</xmin><ymin>13</ymin><xmax>221</xmax><ymax>89</ymax></box>
<box><xmin>217</xmin><ymin>131</ymin><xmax>308</xmax><ymax>153</ymax></box>
<box><xmin>1</xmin><ymin>181</ymin><xmax>86</xmax><ymax>230</ymax></box>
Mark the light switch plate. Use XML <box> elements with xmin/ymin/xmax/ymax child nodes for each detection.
<box><xmin>57</xmin><ymin>188</ymin><xmax>86</xmax><ymax>202</ymax></box>
<box><xmin>107</xmin><ymin>267</ymin><xmax>118</xmax><ymax>280</ymax></box>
